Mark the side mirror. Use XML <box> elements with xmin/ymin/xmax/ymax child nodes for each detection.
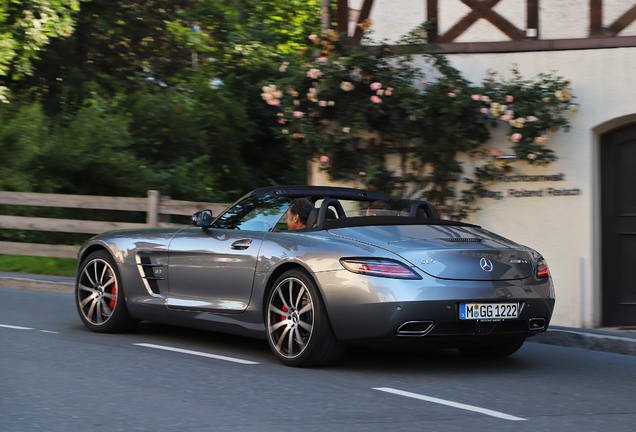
<box><xmin>191</xmin><ymin>209</ymin><xmax>213</xmax><ymax>228</ymax></box>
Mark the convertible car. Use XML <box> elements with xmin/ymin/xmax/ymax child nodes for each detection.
<box><xmin>75</xmin><ymin>185</ymin><xmax>555</xmax><ymax>367</ymax></box>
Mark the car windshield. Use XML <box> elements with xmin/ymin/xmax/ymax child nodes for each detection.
<box><xmin>212</xmin><ymin>196</ymin><xmax>291</xmax><ymax>231</ymax></box>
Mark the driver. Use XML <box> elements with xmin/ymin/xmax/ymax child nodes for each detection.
<box><xmin>285</xmin><ymin>198</ymin><xmax>314</xmax><ymax>230</ymax></box>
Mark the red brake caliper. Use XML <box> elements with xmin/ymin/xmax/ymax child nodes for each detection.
<box><xmin>110</xmin><ymin>281</ymin><xmax>117</xmax><ymax>309</ymax></box>
<box><xmin>281</xmin><ymin>304</ymin><xmax>288</xmax><ymax>322</ymax></box>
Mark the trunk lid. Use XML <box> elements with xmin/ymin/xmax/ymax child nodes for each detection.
<box><xmin>328</xmin><ymin>224</ymin><xmax>534</xmax><ymax>281</ymax></box>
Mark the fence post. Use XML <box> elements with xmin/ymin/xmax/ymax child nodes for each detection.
<box><xmin>147</xmin><ymin>190</ymin><xmax>160</xmax><ymax>227</ymax></box>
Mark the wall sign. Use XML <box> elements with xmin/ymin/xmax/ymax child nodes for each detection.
<box><xmin>483</xmin><ymin>172</ymin><xmax>581</xmax><ymax>200</ymax></box>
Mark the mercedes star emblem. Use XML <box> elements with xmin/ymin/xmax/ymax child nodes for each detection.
<box><xmin>480</xmin><ymin>257</ymin><xmax>494</xmax><ymax>272</ymax></box>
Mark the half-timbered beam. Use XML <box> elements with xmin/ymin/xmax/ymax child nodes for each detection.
<box><xmin>608</xmin><ymin>3</ymin><xmax>636</xmax><ymax>36</ymax></box>
<box><xmin>352</xmin><ymin>0</ymin><xmax>375</xmax><ymax>44</ymax></box>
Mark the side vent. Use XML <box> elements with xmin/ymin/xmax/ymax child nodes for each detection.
<box><xmin>139</xmin><ymin>257</ymin><xmax>163</xmax><ymax>295</ymax></box>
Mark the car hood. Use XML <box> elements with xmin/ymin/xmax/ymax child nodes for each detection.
<box><xmin>328</xmin><ymin>224</ymin><xmax>534</xmax><ymax>281</ymax></box>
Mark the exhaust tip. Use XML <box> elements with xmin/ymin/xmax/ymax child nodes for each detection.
<box><xmin>529</xmin><ymin>318</ymin><xmax>546</xmax><ymax>331</ymax></box>
<box><xmin>397</xmin><ymin>321</ymin><xmax>434</xmax><ymax>336</ymax></box>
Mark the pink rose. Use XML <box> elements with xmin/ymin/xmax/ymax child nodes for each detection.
<box><xmin>319</xmin><ymin>101</ymin><xmax>327</xmax><ymax>107</ymax></box>
<box><xmin>480</xmin><ymin>108</ymin><xmax>489</xmax><ymax>114</ymax></box>
<box><xmin>370</xmin><ymin>82</ymin><xmax>382</xmax><ymax>91</ymax></box>
<box><xmin>448</xmin><ymin>92</ymin><xmax>456</xmax><ymax>98</ymax></box>
<box><xmin>471</xmin><ymin>94</ymin><xmax>481</xmax><ymax>101</ymax></box>
<box><xmin>527</xmin><ymin>116</ymin><xmax>538</xmax><ymax>122</ymax></box>
<box><xmin>306</xmin><ymin>69</ymin><xmax>322</xmax><ymax>79</ymax></box>
<box><xmin>370</xmin><ymin>95</ymin><xmax>382</xmax><ymax>103</ymax></box>
<box><xmin>320</xmin><ymin>155</ymin><xmax>329</xmax><ymax>163</ymax></box>
<box><xmin>268</xmin><ymin>99</ymin><xmax>280</xmax><ymax>106</ymax></box>
<box><xmin>308</xmin><ymin>35</ymin><xmax>318</xmax><ymax>40</ymax></box>
<box><xmin>511</xmin><ymin>133</ymin><xmax>522</xmax><ymax>142</ymax></box>
<box><xmin>340</xmin><ymin>81</ymin><xmax>354</xmax><ymax>91</ymax></box>
<box><xmin>359</xmin><ymin>171</ymin><xmax>366</xmax><ymax>176</ymax></box>
<box><xmin>293</xmin><ymin>111</ymin><xmax>304</xmax><ymax>118</ymax></box>
<box><xmin>505</xmin><ymin>95</ymin><xmax>514</xmax><ymax>103</ymax></box>
<box><xmin>317</xmin><ymin>56</ymin><xmax>328</xmax><ymax>62</ymax></box>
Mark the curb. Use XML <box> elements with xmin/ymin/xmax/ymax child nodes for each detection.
<box><xmin>530</xmin><ymin>326</ymin><xmax>636</xmax><ymax>357</ymax></box>
<box><xmin>0</xmin><ymin>272</ymin><xmax>74</xmax><ymax>294</ymax></box>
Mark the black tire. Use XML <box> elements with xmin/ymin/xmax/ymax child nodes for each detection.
<box><xmin>266</xmin><ymin>269</ymin><xmax>346</xmax><ymax>367</ymax></box>
<box><xmin>75</xmin><ymin>250</ymin><xmax>136</xmax><ymax>333</ymax></box>
<box><xmin>458</xmin><ymin>337</ymin><xmax>526</xmax><ymax>358</ymax></box>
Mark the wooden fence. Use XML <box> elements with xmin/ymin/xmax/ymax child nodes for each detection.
<box><xmin>0</xmin><ymin>191</ymin><xmax>228</xmax><ymax>259</ymax></box>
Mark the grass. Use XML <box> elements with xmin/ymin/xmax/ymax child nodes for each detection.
<box><xmin>0</xmin><ymin>255</ymin><xmax>76</xmax><ymax>277</ymax></box>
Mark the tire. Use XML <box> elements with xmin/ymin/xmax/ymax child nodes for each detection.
<box><xmin>266</xmin><ymin>269</ymin><xmax>346</xmax><ymax>367</ymax></box>
<box><xmin>458</xmin><ymin>337</ymin><xmax>526</xmax><ymax>358</ymax></box>
<box><xmin>75</xmin><ymin>250</ymin><xmax>136</xmax><ymax>333</ymax></box>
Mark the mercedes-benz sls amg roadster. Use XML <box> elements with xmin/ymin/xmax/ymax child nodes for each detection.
<box><xmin>75</xmin><ymin>186</ymin><xmax>555</xmax><ymax>367</ymax></box>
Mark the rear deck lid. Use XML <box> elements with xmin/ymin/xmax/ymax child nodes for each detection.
<box><xmin>328</xmin><ymin>224</ymin><xmax>534</xmax><ymax>281</ymax></box>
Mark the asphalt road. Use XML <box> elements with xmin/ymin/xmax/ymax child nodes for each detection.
<box><xmin>2</xmin><ymin>287</ymin><xmax>636</xmax><ymax>432</ymax></box>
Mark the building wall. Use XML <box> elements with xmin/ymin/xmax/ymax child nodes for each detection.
<box><xmin>315</xmin><ymin>0</ymin><xmax>636</xmax><ymax>327</ymax></box>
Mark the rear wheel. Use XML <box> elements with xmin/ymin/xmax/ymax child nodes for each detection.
<box><xmin>75</xmin><ymin>250</ymin><xmax>136</xmax><ymax>333</ymax></box>
<box><xmin>458</xmin><ymin>337</ymin><xmax>526</xmax><ymax>358</ymax></box>
<box><xmin>266</xmin><ymin>269</ymin><xmax>345</xmax><ymax>367</ymax></box>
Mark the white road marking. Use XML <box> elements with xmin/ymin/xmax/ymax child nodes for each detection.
<box><xmin>134</xmin><ymin>343</ymin><xmax>260</xmax><ymax>365</ymax></box>
<box><xmin>373</xmin><ymin>387</ymin><xmax>527</xmax><ymax>421</ymax></box>
<box><xmin>39</xmin><ymin>330</ymin><xmax>61</xmax><ymax>334</ymax></box>
<box><xmin>0</xmin><ymin>324</ymin><xmax>34</xmax><ymax>330</ymax></box>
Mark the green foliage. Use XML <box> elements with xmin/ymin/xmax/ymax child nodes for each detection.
<box><xmin>0</xmin><ymin>0</ymin><xmax>80</xmax><ymax>101</ymax></box>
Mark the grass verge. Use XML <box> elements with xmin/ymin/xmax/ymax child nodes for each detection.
<box><xmin>0</xmin><ymin>255</ymin><xmax>76</xmax><ymax>277</ymax></box>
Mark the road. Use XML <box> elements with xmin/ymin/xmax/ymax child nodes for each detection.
<box><xmin>2</xmin><ymin>287</ymin><xmax>636</xmax><ymax>432</ymax></box>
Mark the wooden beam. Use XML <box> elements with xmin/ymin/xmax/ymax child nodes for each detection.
<box><xmin>427</xmin><ymin>0</ymin><xmax>439</xmax><ymax>42</ymax></box>
<box><xmin>0</xmin><ymin>215</ymin><xmax>147</xmax><ymax>234</ymax></box>
<box><xmin>336</xmin><ymin>0</ymin><xmax>348</xmax><ymax>35</ymax></box>
<box><xmin>527</xmin><ymin>0</ymin><xmax>539</xmax><ymax>37</ymax></box>
<box><xmin>590</xmin><ymin>0</ymin><xmax>604</xmax><ymax>36</ymax></box>
<box><xmin>608</xmin><ymin>4</ymin><xmax>636</xmax><ymax>36</ymax></box>
<box><xmin>462</xmin><ymin>0</ymin><xmax>526</xmax><ymax>40</ymax></box>
<box><xmin>0</xmin><ymin>191</ymin><xmax>146</xmax><ymax>211</ymax></box>
<box><xmin>352</xmin><ymin>0</ymin><xmax>375</xmax><ymax>45</ymax></box>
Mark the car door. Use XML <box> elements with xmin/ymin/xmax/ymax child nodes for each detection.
<box><xmin>166</xmin><ymin>195</ymin><xmax>290</xmax><ymax>313</ymax></box>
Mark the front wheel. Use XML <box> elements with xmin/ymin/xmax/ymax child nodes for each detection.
<box><xmin>75</xmin><ymin>250</ymin><xmax>136</xmax><ymax>333</ymax></box>
<box><xmin>458</xmin><ymin>337</ymin><xmax>526</xmax><ymax>358</ymax></box>
<box><xmin>266</xmin><ymin>269</ymin><xmax>345</xmax><ymax>367</ymax></box>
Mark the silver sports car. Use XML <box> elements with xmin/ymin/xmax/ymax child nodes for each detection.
<box><xmin>75</xmin><ymin>186</ymin><xmax>555</xmax><ymax>367</ymax></box>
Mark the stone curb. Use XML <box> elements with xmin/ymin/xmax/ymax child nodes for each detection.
<box><xmin>530</xmin><ymin>326</ymin><xmax>636</xmax><ymax>356</ymax></box>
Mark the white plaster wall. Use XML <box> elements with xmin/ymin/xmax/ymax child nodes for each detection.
<box><xmin>362</xmin><ymin>0</ymin><xmax>636</xmax><ymax>42</ymax></box>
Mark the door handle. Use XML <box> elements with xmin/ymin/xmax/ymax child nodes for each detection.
<box><xmin>231</xmin><ymin>239</ymin><xmax>252</xmax><ymax>250</ymax></box>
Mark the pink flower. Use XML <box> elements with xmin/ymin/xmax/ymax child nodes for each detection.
<box><xmin>293</xmin><ymin>111</ymin><xmax>304</xmax><ymax>118</ymax></box>
<box><xmin>268</xmin><ymin>99</ymin><xmax>280</xmax><ymax>106</ymax></box>
<box><xmin>527</xmin><ymin>116</ymin><xmax>538</xmax><ymax>122</ymax></box>
<box><xmin>279</xmin><ymin>62</ymin><xmax>290</xmax><ymax>72</ymax></box>
<box><xmin>480</xmin><ymin>95</ymin><xmax>491</xmax><ymax>103</ymax></box>
<box><xmin>505</xmin><ymin>95</ymin><xmax>514</xmax><ymax>103</ymax></box>
<box><xmin>370</xmin><ymin>82</ymin><xmax>382</xmax><ymax>91</ymax></box>
<box><xmin>278</xmin><ymin>119</ymin><xmax>286</xmax><ymax>124</ymax></box>
<box><xmin>319</xmin><ymin>101</ymin><xmax>327</xmax><ymax>107</ymax></box>
<box><xmin>370</xmin><ymin>95</ymin><xmax>382</xmax><ymax>103</ymax></box>
<box><xmin>277</xmin><ymin>113</ymin><xmax>283</xmax><ymax>116</ymax></box>
<box><xmin>340</xmin><ymin>81</ymin><xmax>354</xmax><ymax>91</ymax></box>
<box><xmin>471</xmin><ymin>94</ymin><xmax>481</xmax><ymax>101</ymax></box>
<box><xmin>511</xmin><ymin>133</ymin><xmax>522</xmax><ymax>142</ymax></box>
<box><xmin>359</xmin><ymin>171</ymin><xmax>366</xmax><ymax>176</ymax></box>
<box><xmin>505</xmin><ymin>110</ymin><xmax>514</xmax><ymax>116</ymax></box>
<box><xmin>342</xmin><ymin>127</ymin><xmax>351</xmax><ymax>133</ymax></box>
<box><xmin>376</xmin><ymin>89</ymin><xmax>384</xmax><ymax>96</ymax></box>
<box><xmin>500</xmin><ymin>115</ymin><xmax>512</xmax><ymax>122</ymax></box>
<box><xmin>480</xmin><ymin>107</ymin><xmax>489</xmax><ymax>114</ymax></box>
<box><xmin>385</xmin><ymin>87</ymin><xmax>393</xmax><ymax>96</ymax></box>
<box><xmin>307</xmin><ymin>69</ymin><xmax>322</xmax><ymax>79</ymax></box>
<box><xmin>448</xmin><ymin>92</ymin><xmax>456</xmax><ymax>98</ymax></box>
<box><xmin>320</xmin><ymin>155</ymin><xmax>329</xmax><ymax>163</ymax></box>
<box><xmin>308</xmin><ymin>34</ymin><xmax>318</xmax><ymax>41</ymax></box>
<box><xmin>317</xmin><ymin>56</ymin><xmax>328</xmax><ymax>62</ymax></box>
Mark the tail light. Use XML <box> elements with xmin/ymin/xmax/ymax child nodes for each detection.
<box><xmin>536</xmin><ymin>257</ymin><xmax>550</xmax><ymax>278</ymax></box>
<box><xmin>340</xmin><ymin>258</ymin><xmax>422</xmax><ymax>280</ymax></box>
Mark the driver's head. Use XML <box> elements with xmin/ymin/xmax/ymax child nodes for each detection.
<box><xmin>286</xmin><ymin>198</ymin><xmax>313</xmax><ymax>230</ymax></box>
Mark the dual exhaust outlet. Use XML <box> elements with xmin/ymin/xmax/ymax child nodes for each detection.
<box><xmin>396</xmin><ymin>318</ymin><xmax>547</xmax><ymax>336</ymax></box>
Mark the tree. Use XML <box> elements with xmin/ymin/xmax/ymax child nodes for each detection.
<box><xmin>0</xmin><ymin>0</ymin><xmax>80</xmax><ymax>102</ymax></box>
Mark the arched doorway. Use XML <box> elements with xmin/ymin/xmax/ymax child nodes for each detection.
<box><xmin>601</xmin><ymin>123</ymin><xmax>636</xmax><ymax>326</ymax></box>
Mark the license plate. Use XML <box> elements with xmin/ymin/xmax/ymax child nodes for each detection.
<box><xmin>460</xmin><ymin>303</ymin><xmax>519</xmax><ymax>320</ymax></box>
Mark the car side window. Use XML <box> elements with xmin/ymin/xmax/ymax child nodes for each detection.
<box><xmin>211</xmin><ymin>196</ymin><xmax>291</xmax><ymax>231</ymax></box>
